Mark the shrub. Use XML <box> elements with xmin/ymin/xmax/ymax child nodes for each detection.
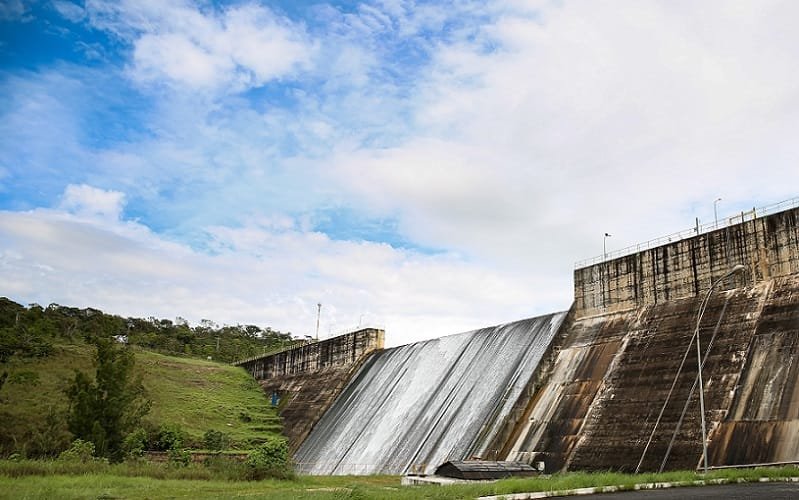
<box><xmin>123</xmin><ymin>428</ymin><xmax>148</xmax><ymax>458</ymax></box>
<box><xmin>168</xmin><ymin>448</ymin><xmax>191</xmax><ymax>467</ymax></box>
<box><xmin>203</xmin><ymin>429</ymin><xmax>229</xmax><ymax>452</ymax></box>
<box><xmin>154</xmin><ymin>424</ymin><xmax>185</xmax><ymax>451</ymax></box>
<box><xmin>244</xmin><ymin>435</ymin><xmax>293</xmax><ymax>480</ymax></box>
<box><xmin>58</xmin><ymin>439</ymin><xmax>95</xmax><ymax>463</ymax></box>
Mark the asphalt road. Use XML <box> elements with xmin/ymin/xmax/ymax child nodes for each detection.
<box><xmin>567</xmin><ymin>481</ymin><xmax>799</xmax><ymax>499</ymax></box>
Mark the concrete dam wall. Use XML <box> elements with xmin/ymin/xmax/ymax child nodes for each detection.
<box><xmin>575</xmin><ymin>206</ymin><xmax>799</xmax><ymax>317</ymax></box>
<box><xmin>238</xmin><ymin>203</ymin><xmax>799</xmax><ymax>474</ymax></box>
<box><xmin>293</xmin><ymin>313</ymin><xmax>567</xmax><ymax>475</ymax></box>
<box><xmin>506</xmin><ymin>205</ymin><xmax>799</xmax><ymax>472</ymax></box>
<box><xmin>236</xmin><ymin>328</ymin><xmax>384</xmax><ymax>450</ymax></box>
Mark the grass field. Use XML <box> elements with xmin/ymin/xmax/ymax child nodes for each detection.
<box><xmin>0</xmin><ymin>343</ymin><xmax>281</xmax><ymax>454</ymax></box>
<box><xmin>0</xmin><ymin>462</ymin><xmax>797</xmax><ymax>500</ymax></box>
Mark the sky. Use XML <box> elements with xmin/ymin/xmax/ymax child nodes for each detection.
<box><xmin>1</xmin><ymin>0</ymin><xmax>798</xmax><ymax>346</ymax></box>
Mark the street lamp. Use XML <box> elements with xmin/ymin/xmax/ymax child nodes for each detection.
<box><xmin>713</xmin><ymin>198</ymin><xmax>722</xmax><ymax>229</ymax></box>
<box><xmin>315</xmin><ymin>303</ymin><xmax>321</xmax><ymax>342</ymax></box>
<box><xmin>604</xmin><ymin>233</ymin><xmax>612</xmax><ymax>260</ymax></box>
<box><xmin>695</xmin><ymin>263</ymin><xmax>745</xmax><ymax>473</ymax></box>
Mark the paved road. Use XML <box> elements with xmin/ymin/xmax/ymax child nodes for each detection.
<box><xmin>567</xmin><ymin>481</ymin><xmax>799</xmax><ymax>499</ymax></box>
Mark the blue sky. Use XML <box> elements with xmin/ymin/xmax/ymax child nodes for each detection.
<box><xmin>2</xmin><ymin>0</ymin><xmax>798</xmax><ymax>345</ymax></box>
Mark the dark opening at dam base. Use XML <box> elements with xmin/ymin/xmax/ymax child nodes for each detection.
<box><xmin>237</xmin><ymin>200</ymin><xmax>799</xmax><ymax>475</ymax></box>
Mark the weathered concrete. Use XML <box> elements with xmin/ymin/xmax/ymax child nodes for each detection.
<box><xmin>236</xmin><ymin>328</ymin><xmax>384</xmax><ymax>450</ymax></box>
<box><xmin>707</xmin><ymin>274</ymin><xmax>799</xmax><ymax>466</ymax></box>
<box><xmin>504</xmin><ymin>308</ymin><xmax>635</xmax><ymax>471</ymax></box>
<box><xmin>567</xmin><ymin>285</ymin><xmax>768</xmax><ymax>472</ymax></box>
<box><xmin>575</xmin><ymin>208</ymin><xmax>799</xmax><ymax>318</ymax></box>
<box><xmin>506</xmin><ymin>206</ymin><xmax>799</xmax><ymax>472</ymax></box>
<box><xmin>236</xmin><ymin>328</ymin><xmax>384</xmax><ymax>379</ymax></box>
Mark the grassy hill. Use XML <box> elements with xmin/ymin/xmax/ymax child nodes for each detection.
<box><xmin>0</xmin><ymin>342</ymin><xmax>281</xmax><ymax>457</ymax></box>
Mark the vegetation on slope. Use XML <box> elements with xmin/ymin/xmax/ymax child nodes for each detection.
<box><xmin>0</xmin><ymin>343</ymin><xmax>282</xmax><ymax>457</ymax></box>
<box><xmin>0</xmin><ymin>297</ymin><xmax>290</xmax><ymax>461</ymax></box>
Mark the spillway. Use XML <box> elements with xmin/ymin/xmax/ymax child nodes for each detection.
<box><xmin>294</xmin><ymin>312</ymin><xmax>566</xmax><ymax>475</ymax></box>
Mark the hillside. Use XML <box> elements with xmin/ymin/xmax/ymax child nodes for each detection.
<box><xmin>0</xmin><ymin>342</ymin><xmax>282</xmax><ymax>457</ymax></box>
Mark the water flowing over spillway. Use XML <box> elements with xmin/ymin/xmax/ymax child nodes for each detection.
<box><xmin>294</xmin><ymin>312</ymin><xmax>566</xmax><ymax>475</ymax></box>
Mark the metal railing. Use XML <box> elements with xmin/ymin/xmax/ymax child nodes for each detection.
<box><xmin>232</xmin><ymin>324</ymin><xmax>385</xmax><ymax>366</ymax></box>
<box><xmin>575</xmin><ymin>196</ymin><xmax>799</xmax><ymax>269</ymax></box>
<box><xmin>232</xmin><ymin>339</ymin><xmax>312</xmax><ymax>366</ymax></box>
<box><xmin>325</xmin><ymin>323</ymin><xmax>385</xmax><ymax>339</ymax></box>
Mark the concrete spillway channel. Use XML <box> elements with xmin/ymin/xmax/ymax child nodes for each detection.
<box><xmin>294</xmin><ymin>313</ymin><xmax>566</xmax><ymax>475</ymax></box>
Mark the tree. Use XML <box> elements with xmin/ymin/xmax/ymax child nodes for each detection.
<box><xmin>65</xmin><ymin>337</ymin><xmax>151</xmax><ymax>461</ymax></box>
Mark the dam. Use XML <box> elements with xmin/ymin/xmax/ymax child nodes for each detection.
<box><xmin>239</xmin><ymin>199</ymin><xmax>799</xmax><ymax>474</ymax></box>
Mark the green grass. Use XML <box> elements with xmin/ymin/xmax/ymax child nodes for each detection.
<box><xmin>135</xmin><ymin>348</ymin><xmax>281</xmax><ymax>447</ymax></box>
<box><xmin>0</xmin><ymin>461</ymin><xmax>797</xmax><ymax>500</ymax></box>
<box><xmin>0</xmin><ymin>343</ymin><xmax>281</xmax><ymax>454</ymax></box>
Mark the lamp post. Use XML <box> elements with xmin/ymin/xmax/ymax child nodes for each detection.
<box><xmin>315</xmin><ymin>303</ymin><xmax>321</xmax><ymax>342</ymax></box>
<box><xmin>713</xmin><ymin>198</ymin><xmax>722</xmax><ymax>229</ymax></box>
<box><xmin>695</xmin><ymin>263</ymin><xmax>745</xmax><ymax>474</ymax></box>
<box><xmin>604</xmin><ymin>233</ymin><xmax>611</xmax><ymax>260</ymax></box>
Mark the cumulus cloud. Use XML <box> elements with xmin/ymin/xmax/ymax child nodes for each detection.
<box><xmin>82</xmin><ymin>0</ymin><xmax>314</xmax><ymax>92</ymax></box>
<box><xmin>327</xmin><ymin>0</ymin><xmax>799</xmax><ymax>268</ymax></box>
<box><xmin>0</xmin><ymin>185</ymin><xmax>557</xmax><ymax>346</ymax></box>
<box><xmin>60</xmin><ymin>184</ymin><xmax>126</xmax><ymax>220</ymax></box>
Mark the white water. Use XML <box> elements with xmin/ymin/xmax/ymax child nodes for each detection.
<box><xmin>294</xmin><ymin>312</ymin><xmax>566</xmax><ymax>475</ymax></box>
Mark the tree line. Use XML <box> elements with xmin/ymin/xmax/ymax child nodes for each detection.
<box><xmin>0</xmin><ymin>297</ymin><xmax>300</xmax><ymax>368</ymax></box>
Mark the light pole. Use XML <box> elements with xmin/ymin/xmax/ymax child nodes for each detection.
<box><xmin>713</xmin><ymin>198</ymin><xmax>722</xmax><ymax>229</ymax></box>
<box><xmin>695</xmin><ymin>263</ymin><xmax>745</xmax><ymax>473</ymax></box>
<box><xmin>315</xmin><ymin>303</ymin><xmax>321</xmax><ymax>342</ymax></box>
<box><xmin>604</xmin><ymin>233</ymin><xmax>611</xmax><ymax>260</ymax></box>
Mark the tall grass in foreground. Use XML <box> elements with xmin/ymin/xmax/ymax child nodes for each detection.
<box><xmin>0</xmin><ymin>460</ymin><xmax>797</xmax><ymax>500</ymax></box>
<box><xmin>0</xmin><ymin>457</ymin><xmax>247</xmax><ymax>481</ymax></box>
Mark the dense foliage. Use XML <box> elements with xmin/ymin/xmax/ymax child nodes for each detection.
<box><xmin>244</xmin><ymin>435</ymin><xmax>293</xmax><ymax>480</ymax></box>
<box><xmin>66</xmin><ymin>337</ymin><xmax>151</xmax><ymax>462</ymax></box>
<box><xmin>0</xmin><ymin>297</ymin><xmax>298</xmax><ymax>365</ymax></box>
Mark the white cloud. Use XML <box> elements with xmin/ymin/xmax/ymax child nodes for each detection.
<box><xmin>326</xmin><ymin>0</ymin><xmax>799</xmax><ymax>270</ymax></box>
<box><xmin>60</xmin><ymin>184</ymin><xmax>126</xmax><ymax>220</ymax></box>
<box><xmin>0</xmin><ymin>185</ymin><xmax>557</xmax><ymax>346</ymax></box>
<box><xmin>0</xmin><ymin>0</ymin><xmax>28</xmax><ymax>21</ymax></box>
<box><xmin>84</xmin><ymin>0</ymin><xmax>314</xmax><ymax>92</ymax></box>
<box><xmin>53</xmin><ymin>1</ymin><xmax>86</xmax><ymax>23</ymax></box>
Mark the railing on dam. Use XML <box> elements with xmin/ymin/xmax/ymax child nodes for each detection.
<box><xmin>575</xmin><ymin>196</ymin><xmax>799</xmax><ymax>268</ymax></box>
<box><xmin>233</xmin><ymin>323</ymin><xmax>384</xmax><ymax>366</ymax></box>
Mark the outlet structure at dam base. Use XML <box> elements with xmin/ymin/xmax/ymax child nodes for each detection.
<box><xmin>238</xmin><ymin>202</ymin><xmax>799</xmax><ymax>474</ymax></box>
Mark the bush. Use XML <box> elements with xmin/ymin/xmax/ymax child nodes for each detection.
<box><xmin>154</xmin><ymin>424</ymin><xmax>185</xmax><ymax>451</ymax></box>
<box><xmin>58</xmin><ymin>439</ymin><xmax>95</xmax><ymax>463</ymax></box>
<box><xmin>244</xmin><ymin>435</ymin><xmax>293</xmax><ymax>480</ymax></box>
<box><xmin>123</xmin><ymin>428</ymin><xmax>148</xmax><ymax>458</ymax></box>
<box><xmin>203</xmin><ymin>429</ymin><xmax>229</xmax><ymax>452</ymax></box>
<box><xmin>168</xmin><ymin>448</ymin><xmax>191</xmax><ymax>467</ymax></box>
